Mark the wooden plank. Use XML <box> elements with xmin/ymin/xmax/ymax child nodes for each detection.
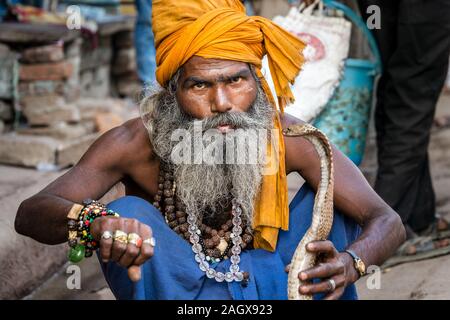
<box><xmin>0</xmin><ymin>22</ymin><xmax>80</xmax><ymax>44</ymax></box>
<box><xmin>97</xmin><ymin>15</ymin><xmax>135</xmax><ymax>36</ymax></box>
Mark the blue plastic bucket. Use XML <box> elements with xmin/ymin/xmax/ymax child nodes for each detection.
<box><xmin>313</xmin><ymin>0</ymin><xmax>381</xmax><ymax>165</ymax></box>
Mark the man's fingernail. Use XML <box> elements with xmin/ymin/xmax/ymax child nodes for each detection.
<box><xmin>128</xmin><ymin>267</ymin><xmax>141</xmax><ymax>282</ymax></box>
<box><xmin>300</xmin><ymin>272</ymin><xmax>307</xmax><ymax>280</ymax></box>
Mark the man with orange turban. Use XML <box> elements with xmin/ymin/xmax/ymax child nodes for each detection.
<box><xmin>16</xmin><ymin>0</ymin><xmax>405</xmax><ymax>300</ymax></box>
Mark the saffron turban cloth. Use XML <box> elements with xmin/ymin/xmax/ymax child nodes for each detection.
<box><xmin>152</xmin><ymin>0</ymin><xmax>305</xmax><ymax>251</ymax></box>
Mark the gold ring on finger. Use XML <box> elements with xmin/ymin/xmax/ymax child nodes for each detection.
<box><xmin>113</xmin><ymin>230</ymin><xmax>128</xmax><ymax>244</ymax></box>
<box><xmin>128</xmin><ymin>233</ymin><xmax>143</xmax><ymax>248</ymax></box>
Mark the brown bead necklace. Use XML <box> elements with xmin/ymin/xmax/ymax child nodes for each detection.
<box><xmin>152</xmin><ymin>162</ymin><xmax>254</xmax><ymax>263</ymax></box>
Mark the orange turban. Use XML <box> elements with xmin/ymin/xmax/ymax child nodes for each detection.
<box><xmin>152</xmin><ymin>0</ymin><xmax>305</xmax><ymax>251</ymax></box>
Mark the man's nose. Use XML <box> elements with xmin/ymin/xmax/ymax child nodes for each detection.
<box><xmin>210</xmin><ymin>85</ymin><xmax>233</xmax><ymax>113</ymax></box>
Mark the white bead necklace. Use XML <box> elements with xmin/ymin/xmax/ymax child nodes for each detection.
<box><xmin>187</xmin><ymin>198</ymin><xmax>244</xmax><ymax>282</ymax></box>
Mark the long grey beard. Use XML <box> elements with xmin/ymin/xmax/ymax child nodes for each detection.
<box><xmin>143</xmin><ymin>84</ymin><xmax>274</xmax><ymax>224</ymax></box>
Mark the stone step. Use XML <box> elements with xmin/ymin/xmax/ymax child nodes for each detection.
<box><xmin>0</xmin><ymin>132</ymin><xmax>98</xmax><ymax>169</ymax></box>
<box><xmin>0</xmin><ymin>165</ymin><xmax>67</xmax><ymax>299</ymax></box>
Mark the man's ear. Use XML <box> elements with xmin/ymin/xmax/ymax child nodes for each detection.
<box><xmin>248</xmin><ymin>64</ymin><xmax>262</xmax><ymax>91</ymax></box>
<box><xmin>140</xmin><ymin>93</ymin><xmax>158</xmax><ymax>136</ymax></box>
<box><xmin>170</xmin><ymin>67</ymin><xmax>184</xmax><ymax>93</ymax></box>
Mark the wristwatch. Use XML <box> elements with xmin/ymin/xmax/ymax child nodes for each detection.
<box><xmin>345</xmin><ymin>249</ymin><xmax>366</xmax><ymax>278</ymax></box>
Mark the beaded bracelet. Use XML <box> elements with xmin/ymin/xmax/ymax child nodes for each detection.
<box><xmin>67</xmin><ymin>203</ymin><xmax>84</xmax><ymax>258</ymax></box>
<box><xmin>67</xmin><ymin>199</ymin><xmax>119</xmax><ymax>263</ymax></box>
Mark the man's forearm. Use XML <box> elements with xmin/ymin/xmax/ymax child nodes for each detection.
<box><xmin>344</xmin><ymin>209</ymin><xmax>405</xmax><ymax>282</ymax></box>
<box><xmin>15</xmin><ymin>193</ymin><xmax>76</xmax><ymax>245</ymax></box>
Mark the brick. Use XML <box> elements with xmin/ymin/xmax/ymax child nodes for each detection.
<box><xmin>20</xmin><ymin>94</ymin><xmax>65</xmax><ymax>109</ymax></box>
<box><xmin>91</xmin><ymin>66</ymin><xmax>110</xmax><ymax>98</ymax></box>
<box><xmin>64</xmin><ymin>84</ymin><xmax>81</xmax><ymax>103</ymax></box>
<box><xmin>0</xmin><ymin>100</ymin><xmax>13</xmax><ymax>121</ymax></box>
<box><xmin>81</xmin><ymin>119</ymin><xmax>97</xmax><ymax>133</ymax></box>
<box><xmin>80</xmin><ymin>69</ymin><xmax>93</xmax><ymax>94</ymax></box>
<box><xmin>1</xmin><ymin>122</ymin><xmax>12</xmax><ymax>134</ymax></box>
<box><xmin>27</xmin><ymin>107</ymin><xmax>79</xmax><ymax>126</ymax></box>
<box><xmin>112</xmin><ymin>48</ymin><xmax>136</xmax><ymax>75</ymax></box>
<box><xmin>98</xmin><ymin>16</ymin><xmax>134</xmax><ymax>36</ymax></box>
<box><xmin>0</xmin><ymin>43</ymin><xmax>11</xmax><ymax>57</ymax></box>
<box><xmin>22</xmin><ymin>57</ymin><xmax>82</xmax><ymax>103</ymax></box>
<box><xmin>19</xmin><ymin>61</ymin><xmax>73</xmax><ymax>81</ymax></box>
<box><xmin>116</xmin><ymin>71</ymin><xmax>139</xmax><ymax>82</ymax></box>
<box><xmin>114</xmin><ymin>30</ymin><xmax>134</xmax><ymax>48</ymax></box>
<box><xmin>24</xmin><ymin>104</ymin><xmax>80</xmax><ymax>126</ymax></box>
<box><xmin>20</xmin><ymin>94</ymin><xmax>80</xmax><ymax>126</ymax></box>
<box><xmin>57</xmin><ymin>133</ymin><xmax>98</xmax><ymax>167</ymax></box>
<box><xmin>81</xmin><ymin>66</ymin><xmax>111</xmax><ymax>99</ymax></box>
<box><xmin>77</xmin><ymin>97</ymin><xmax>138</xmax><ymax>123</ymax></box>
<box><xmin>116</xmin><ymin>75</ymin><xmax>141</xmax><ymax>98</ymax></box>
<box><xmin>81</xmin><ymin>37</ymin><xmax>113</xmax><ymax>71</ymax></box>
<box><xmin>64</xmin><ymin>38</ymin><xmax>82</xmax><ymax>59</ymax></box>
<box><xmin>77</xmin><ymin>97</ymin><xmax>120</xmax><ymax>120</ymax></box>
<box><xmin>0</xmin><ymin>22</ymin><xmax>80</xmax><ymax>44</ymax></box>
<box><xmin>66</xmin><ymin>86</ymin><xmax>81</xmax><ymax>101</ymax></box>
<box><xmin>0</xmin><ymin>50</ymin><xmax>18</xmax><ymax>99</ymax></box>
<box><xmin>95</xmin><ymin>112</ymin><xmax>124</xmax><ymax>134</ymax></box>
<box><xmin>17</xmin><ymin>122</ymin><xmax>93</xmax><ymax>140</ymax></box>
<box><xmin>19</xmin><ymin>80</ymin><xmax>66</xmax><ymax>96</ymax></box>
<box><xmin>0</xmin><ymin>132</ymin><xmax>98</xmax><ymax>168</ymax></box>
<box><xmin>0</xmin><ymin>133</ymin><xmax>58</xmax><ymax>167</ymax></box>
<box><xmin>64</xmin><ymin>56</ymin><xmax>81</xmax><ymax>102</ymax></box>
<box><xmin>21</xmin><ymin>43</ymin><xmax>64</xmax><ymax>63</ymax></box>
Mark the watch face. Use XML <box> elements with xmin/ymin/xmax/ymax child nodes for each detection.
<box><xmin>356</xmin><ymin>260</ymin><xmax>366</xmax><ymax>274</ymax></box>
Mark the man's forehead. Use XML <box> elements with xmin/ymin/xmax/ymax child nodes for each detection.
<box><xmin>180</xmin><ymin>56</ymin><xmax>251</xmax><ymax>79</ymax></box>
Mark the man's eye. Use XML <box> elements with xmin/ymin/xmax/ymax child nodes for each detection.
<box><xmin>231</xmin><ymin>76</ymin><xmax>242</xmax><ymax>84</ymax></box>
<box><xmin>193</xmin><ymin>83</ymin><xmax>206</xmax><ymax>89</ymax></box>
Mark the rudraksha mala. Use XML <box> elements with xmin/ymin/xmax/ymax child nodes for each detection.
<box><xmin>152</xmin><ymin>162</ymin><xmax>253</xmax><ymax>262</ymax></box>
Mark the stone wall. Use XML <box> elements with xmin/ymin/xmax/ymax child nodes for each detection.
<box><xmin>0</xmin><ymin>21</ymin><xmax>139</xmax><ymax>170</ymax></box>
<box><xmin>112</xmin><ymin>30</ymin><xmax>141</xmax><ymax>98</ymax></box>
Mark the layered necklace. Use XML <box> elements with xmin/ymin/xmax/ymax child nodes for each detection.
<box><xmin>152</xmin><ymin>162</ymin><xmax>253</xmax><ymax>282</ymax></box>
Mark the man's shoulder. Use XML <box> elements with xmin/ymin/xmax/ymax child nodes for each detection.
<box><xmin>278</xmin><ymin>111</ymin><xmax>314</xmax><ymax>173</ymax></box>
<box><xmin>278</xmin><ymin>111</ymin><xmax>306</xmax><ymax>130</ymax></box>
<box><xmin>109</xmin><ymin>117</ymin><xmax>149</xmax><ymax>145</ymax></box>
<box><xmin>88</xmin><ymin>117</ymin><xmax>155</xmax><ymax>167</ymax></box>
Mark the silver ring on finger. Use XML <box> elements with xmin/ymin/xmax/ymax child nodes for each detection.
<box><xmin>327</xmin><ymin>279</ymin><xmax>336</xmax><ymax>292</ymax></box>
<box><xmin>101</xmin><ymin>230</ymin><xmax>113</xmax><ymax>240</ymax></box>
<box><xmin>143</xmin><ymin>237</ymin><xmax>156</xmax><ymax>247</ymax></box>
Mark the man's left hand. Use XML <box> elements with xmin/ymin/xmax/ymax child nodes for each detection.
<box><xmin>285</xmin><ymin>240</ymin><xmax>358</xmax><ymax>300</ymax></box>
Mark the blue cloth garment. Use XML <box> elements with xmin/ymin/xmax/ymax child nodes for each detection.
<box><xmin>134</xmin><ymin>0</ymin><xmax>157</xmax><ymax>85</ymax></box>
<box><xmin>100</xmin><ymin>183</ymin><xmax>361</xmax><ymax>300</ymax></box>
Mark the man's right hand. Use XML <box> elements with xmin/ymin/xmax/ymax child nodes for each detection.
<box><xmin>90</xmin><ymin>216</ymin><xmax>154</xmax><ymax>282</ymax></box>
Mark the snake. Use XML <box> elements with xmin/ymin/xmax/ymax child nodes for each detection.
<box><xmin>282</xmin><ymin>123</ymin><xmax>335</xmax><ymax>300</ymax></box>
